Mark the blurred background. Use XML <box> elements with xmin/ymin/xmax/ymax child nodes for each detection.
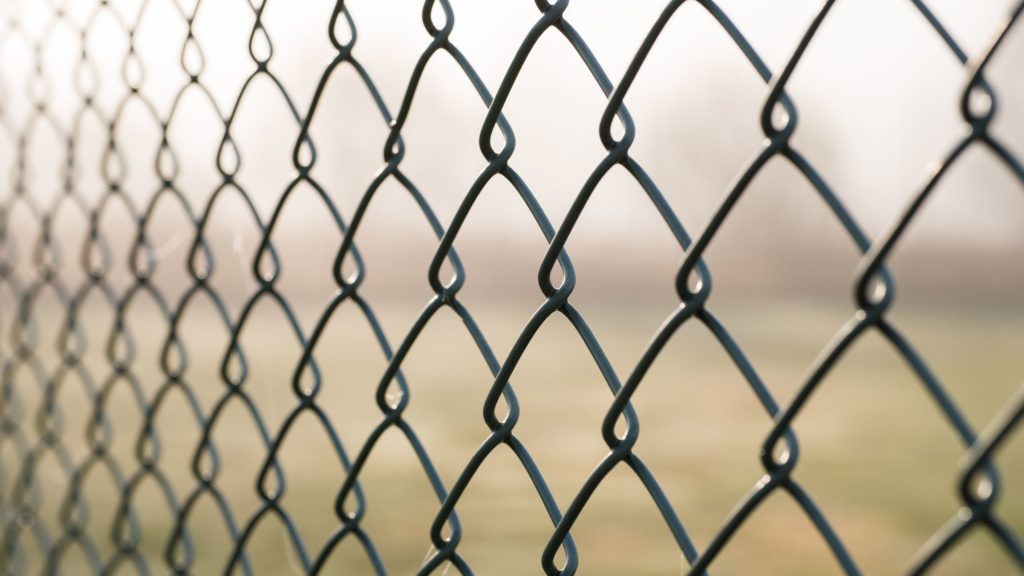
<box><xmin>0</xmin><ymin>0</ymin><xmax>1023</xmax><ymax>574</ymax></box>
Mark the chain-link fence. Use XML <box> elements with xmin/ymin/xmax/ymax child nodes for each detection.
<box><xmin>0</xmin><ymin>0</ymin><xmax>1022</xmax><ymax>574</ymax></box>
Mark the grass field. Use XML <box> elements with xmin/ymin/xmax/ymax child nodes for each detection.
<box><xmin>2</xmin><ymin>296</ymin><xmax>1023</xmax><ymax>575</ymax></box>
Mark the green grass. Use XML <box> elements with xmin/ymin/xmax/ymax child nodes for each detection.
<box><xmin>2</xmin><ymin>297</ymin><xmax>1023</xmax><ymax>575</ymax></box>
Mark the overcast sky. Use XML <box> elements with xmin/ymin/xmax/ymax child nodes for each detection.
<box><xmin>2</xmin><ymin>0</ymin><xmax>1022</xmax><ymax>302</ymax></box>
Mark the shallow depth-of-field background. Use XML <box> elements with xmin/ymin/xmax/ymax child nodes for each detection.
<box><xmin>1</xmin><ymin>0</ymin><xmax>1024</xmax><ymax>574</ymax></box>
<box><xmin>5</xmin><ymin>298</ymin><xmax>1024</xmax><ymax>575</ymax></box>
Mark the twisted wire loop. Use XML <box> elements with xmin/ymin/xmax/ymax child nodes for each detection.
<box><xmin>0</xmin><ymin>0</ymin><xmax>1021</xmax><ymax>574</ymax></box>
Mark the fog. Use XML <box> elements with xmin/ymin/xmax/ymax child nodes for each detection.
<box><xmin>2</xmin><ymin>1</ymin><xmax>1023</xmax><ymax>311</ymax></box>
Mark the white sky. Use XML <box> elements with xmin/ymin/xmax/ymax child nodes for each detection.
<box><xmin>2</xmin><ymin>0</ymin><xmax>1023</xmax><ymax>300</ymax></box>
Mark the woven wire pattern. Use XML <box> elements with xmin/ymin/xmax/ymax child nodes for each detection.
<box><xmin>0</xmin><ymin>0</ymin><xmax>1022</xmax><ymax>574</ymax></box>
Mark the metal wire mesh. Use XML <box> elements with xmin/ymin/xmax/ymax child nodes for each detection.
<box><xmin>0</xmin><ymin>0</ymin><xmax>1022</xmax><ymax>574</ymax></box>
